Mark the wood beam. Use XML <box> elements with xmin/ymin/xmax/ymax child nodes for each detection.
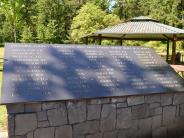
<box><xmin>162</xmin><ymin>34</ymin><xmax>171</xmax><ymax>40</ymax></box>
<box><xmin>98</xmin><ymin>34</ymin><xmax>102</xmax><ymax>45</ymax></box>
<box><xmin>88</xmin><ymin>36</ymin><xmax>169</xmax><ymax>41</ymax></box>
<box><xmin>166</xmin><ymin>40</ymin><xmax>169</xmax><ymax>62</ymax></box>
<box><xmin>85</xmin><ymin>37</ymin><xmax>88</xmax><ymax>45</ymax></box>
<box><xmin>120</xmin><ymin>39</ymin><xmax>123</xmax><ymax>46</ymax></box>
<box><xmin>171</xmin><ymin>35</ymin><xmax>177</xmax><ymax>64</ymax></box>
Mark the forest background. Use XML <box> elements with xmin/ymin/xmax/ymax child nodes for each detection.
<box><xmin>0</xmin><ymin>0</ymin><xmax>183</xmax><ymax>45</ymax></box>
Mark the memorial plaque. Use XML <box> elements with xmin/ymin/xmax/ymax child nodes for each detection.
<box><xmin>1</xmin><ymin>43</ymin><xmax>184</xmax><ymax>104</ymax></box>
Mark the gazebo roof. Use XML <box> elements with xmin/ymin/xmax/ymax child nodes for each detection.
<box><xmin>86</xmin><ymin>16</ymin><xmax>184</xmax><ymax>41</ymax></box>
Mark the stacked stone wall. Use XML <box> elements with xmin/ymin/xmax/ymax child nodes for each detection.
<box><xmin>6</xmin><ymin>92</ymin><xmax>184</xmax><ymax>138</ymax></box>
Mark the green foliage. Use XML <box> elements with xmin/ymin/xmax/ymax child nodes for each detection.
<box><xmin>35</xmin><ymin>0</ymin><xmax>79</xmax><ymax>43</ymax></box>
<box><xmin>20</xmin><ymin>0</ymin><xmax>37</xmax><ymax>26</ymax></box>
<box><xmin>87</xmin><ymin>0</ymin><xmax>110</xmax><ymax>11</ymax></box>
<box><xmin>113</xmin><ymin>0</ymin><xmax>143</xmax><ymax>19</ymax></box>
<box><xmin>1</xmin><ymin>21</ymin><xmax>14</xmax><ymax>42</ymax></box>
<box><xmin>70</xmin><ymin>3</ymin><xmax>120</xmax><ymax>43</ymax></box>
<box><xmin>0</xmin><ymin>0</ymin><xmax>183</xmax><ymax>44</ymax></box>
<box><xmin>20</xmin><ymin>26</ymin><xmax>33</xmax><ymax>43</ymax></box>
<box><xmin>36</xmin><ymin>20</ymin><xmax>57</xmax><ymax>43</ymax></box>
<box><xmin>36</xmin><ymin>23</ymin><xmax>45</xmax><ymax>43</ymax></box>
<box><xmin>45</xmin><ymin>20</ymin><xmax>57</xmax><ymax>43</ymax></box>
<box><xmin>140</xmin><ymin>0</ymin><xmax>181</xmax><ymax>26</ymax></box>
<box><xmin>103</xmin><ymin>14</ymin><xmax>121</xmax><ymax>26</ymax></box>
<box><xmin>113</xmin><ymin>0</ymin><xmax>183</xmax><ymax>27</ymax></box>
<box><xmin>0</xmin><ymin>0</ymin><xmax>24</xmax><ymax>42</ymax></box>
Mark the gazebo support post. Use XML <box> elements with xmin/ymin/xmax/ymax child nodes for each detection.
<box><xmin>120</xmin><ymin>39</ymin><xmax>123</xmax><ymax>46</ymax></box>
<box><xmin>171</xmin><ymin>35</ymin><xmax>177</xmax><ymax>64</ymax></box>
<box><xmin>98</xmin><ymin>34</ymin><xmax>102</xmax><ymax>45</ymax></box>
<box><xmin>85</xmin><ymin>37</ymin><xmax>88</xmax><ymax>45</ymax></box>
<box><xmin>166</xmin><ymin>40</ymin><xmax>169</xmax><ymax>62</ymax></box>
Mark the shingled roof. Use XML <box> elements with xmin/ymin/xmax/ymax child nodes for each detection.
<box><xmin>86</xmin><ymin>16</ymin><xmax>184</xmax><ymax>41</ymax></box>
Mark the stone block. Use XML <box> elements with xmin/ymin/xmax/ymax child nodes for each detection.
<box><xmin>101</xmin><ymin>104</ymin><xmax>116</xmax><ymax>131</ymax></box>
<box><xmin>42</xmin><ymin>102</ymin><xmax>60</xmax><ymax>110</ymax></box>
<box><xmin>132</xmin><ymin>104</ymin><xmax>149</xmax><ymax>119</ymax></box>
<box><xmin>145</xmin><ymin>95</ymin><xmax>160</xmax><ymax>103</ymax></box>
<box><xmin>88</xmin><ymin>99</ymin><xmax>101</xmax><ymax>105</ymax></box>
<box><xmin>73</xmin><ymin>120</ymin><xmax>99</xmax><ymax>135</ymax></box>
<box><xmin>34</xmin><ymin>127</ymin><xmax>54</xmax><ymax>138</ymax></box>
<box><xmin>87</xmin><ymin>104</ymin><xmax>101</xmax><ymax>120</ymax></box>
<box><xmin>111</xmin><ymin>97</ymin><xmax>126</xmax><ymax>103</ymax></box>
<box><xmin>117</xmin><ymin>107</ymin><xmax>137</xmax><ymax>129</ymax></box>
<box><xmin>8</xmin><ymin>114</ymin><xmax>15</xmax><ymax>136</ymax></box>
<box><xmin>67</xmin><ymin>101</ymin><xmax>86</xmax><ymax>124</ymax></box>
<box><xmin>173</xmin><ymin>93</ymin><xmax>184</xmax><ymax>105</ymax></box>
<box><xmin>161</xmin><ymin>94</ymin><xmax>173</xmax><ymax>106</ymax></box>
<box><xmin>103</xmin><ymin>131</ymin><xmax>117</xmax><ymax>138</ymax></box>
<box><xmin>117</xmin><ymin>102</ymin><xmax>127</xmax><ymax>108</ymax></box>
<box><xmin>47</xmin><ymin>106</ymin><xmax>67</xmax><ymax>126</ymax></box>
<box><xmin>149</xmin><ymin>107</ymin><xmax>162</xmax><ymax>116</ymax></box>
<box><xmin>163</xmin><ymin>106</ymin><xmax>176</xmax><ymax>125</ymax></box>
<box><xmin>86</xmin><ymin>133</ymin><xmax>102</xmax><ymax>138</ymax></box>
<box><xmin>101</xmin><ymin>98</ymin><xmax>110</xmax><ymax>104</ymax></box>
<box><xmin>37</xmin><ymin>111</ymin><xmax>47</xmax><ymax>122</ymax></box>
<box><xmin>149</xmin><ymin>103</ymin><xmax>160</xmax><ymax>109</ymax></box>
<box><xmin>127</xmin><ymin>96</ymin><xmax>144</xmax><ymax>106</ymax></box>
<box><xmin>7</xmin><ymin>104</ymin><xmax>24</xmax><ymax>114</ymax></box>
<box><xmin>180</xmin><ymin>103</ymin><xmax>184</xmax><ymax>116</ymax></box>
<box><xmin>117</xmin><ymin>129</ymin><xmax>138</xmax><ymax>138</ymax></box>
<box><xmin>27</xmin><ymin>132</ymin><xmax>33</xmax><ymax>138</ymax></box>
<box><xmin>152</xmin><ymin>115</ymin><xmax>162</xmax><ymax>129</ymax></box>
<box><xmin>176</xmin><ymin>105</ymin><xmax>180</xmax><ymax>116</ymax></box>
<box><xmin>55</xmin><ymin>125</ymin><xmax>72</xmax><ymax>138</ymax></box>
<box><xmin>152</xmin><ymin>127</ymin><xmax>167</xmax><ymax>138</ymax></box>
<box><xmin>15</xmin><ymin>113</ymin><xmax>37</xmax><ymax>135</ymax></box>
<box><xmin>138</xmin><ymin>118</ymin><xmax>152</xmax><ymax>138</ymax></box>
<box><xmin>73</xmin><ymin>135</ymin><xmax>85</xmax><ymax>138</ymax></box>
<box><xmin>38</xmin><ymin>121</ymin><xmax>50</xmax><ymax>128</ymax></box>
<box><xmin>25</xmin><ymin>103</ymin><xmax>41</xmax><ymax>112</ymax></box>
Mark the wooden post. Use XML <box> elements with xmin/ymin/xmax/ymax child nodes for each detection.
<box><xmin>98</xmin><ymin>34</ymin><xmax>102</xmax><ymax>45</ymax></box>
<box><xmin>85</xmin><ymin>37</ymin><xmax>88</xmax><ymax>45</ymax></box>
<box><xmin>171</xmin><ymin>35</ymin><xmax>177</xmax><ymax>64</ymax></box>
<box><xmin>120</xmin><ymin>39</ymin><xmax>123</xmax><ymax>46</ymax></box>
<box><xmin>166</xmin><ymin>40</ymin><xmax>169</xmax><ymax>62</ymax></box>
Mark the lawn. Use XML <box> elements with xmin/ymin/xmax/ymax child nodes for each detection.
<box><xmin>0</xmin><ymin>47</ymin><xmax>7</xmax><ymax>132</ymax></box>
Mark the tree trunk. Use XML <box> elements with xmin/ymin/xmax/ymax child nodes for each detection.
<box><xmin>14</xmin><ymin>21</ymin><xmax>17</xmax><ymax>43</ymax></box>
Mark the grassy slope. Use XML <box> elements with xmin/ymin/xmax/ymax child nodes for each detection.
<box><xmin>0</xmin><ymin>47</ymin><xmax>7</xmax><ymax>132</ymax></box>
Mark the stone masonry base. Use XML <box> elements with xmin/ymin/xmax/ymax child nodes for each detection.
<box><xmin>6</xmin><ymin>92</ymin><xmax>184</xmax><ymax>138</ymax></box>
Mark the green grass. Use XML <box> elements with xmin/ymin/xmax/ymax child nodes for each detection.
<box><xmin>0</xmin><ymin>47</ymin><xmax>7</xmax><ymax>132</ymax></box>
<box><xmin>0</xmin><ymin>106</ymin><xmax>7</xmax><ymax>132</ymax></box>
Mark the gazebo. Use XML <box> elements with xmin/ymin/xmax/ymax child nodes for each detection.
<box><xmin>83</xmin><ymin>16</ymin><xmax>184</xmax><ymax>64</ymax></box>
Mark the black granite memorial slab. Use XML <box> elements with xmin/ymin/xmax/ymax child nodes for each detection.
<box><xmin>1</xmin><ymin>43</ymin><xmax>184</xmax><ymax>104</ymax></box>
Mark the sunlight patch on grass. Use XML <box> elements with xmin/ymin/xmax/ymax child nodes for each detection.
<box><xmin>0</xmin><ymin>47</ymin><xmax>7</xmax><ymax>132</ymax></box>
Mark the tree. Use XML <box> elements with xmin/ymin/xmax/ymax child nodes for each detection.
<box><xmin>35</xmin><ymin>0</ymin><xmax>80</xmax><ymax>43</ymax></box>
<box><xmin>70</xmin><ymin>3</ymin><xmax>120</xmax><ymax>43</ymax></box>
<box><xmin>20</xmin><ymin>26</ymin><xmax>33</xmax><ymax>43</ymax></box>
<box><xmin>87</xmin><ymin>0</ymin><xmax>110</xmax><ymax>12</ymax></box>
<box><xmin>113</xmin><ymin>0</ymin><xmax>183</xmax><ymax>27</ymax></box>
<box><xmin>140</xmin><ymin>0</ymin><xmax>181</xmax><ymax>26</ymax></box>
<box><xmin>0</xmin><ymin>0</ymin><xmax>24</xmax><ymax>42</ymax></box>
<box><xmin>113</xmin><ymin>0</ymin><xmax>143</xmax><ymax>20</ymax></box>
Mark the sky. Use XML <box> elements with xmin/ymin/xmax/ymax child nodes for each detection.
<box><xmin>109</xmin><ymin>0</ymin><xmax>117</xmax><ymax>10</ymax></box>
